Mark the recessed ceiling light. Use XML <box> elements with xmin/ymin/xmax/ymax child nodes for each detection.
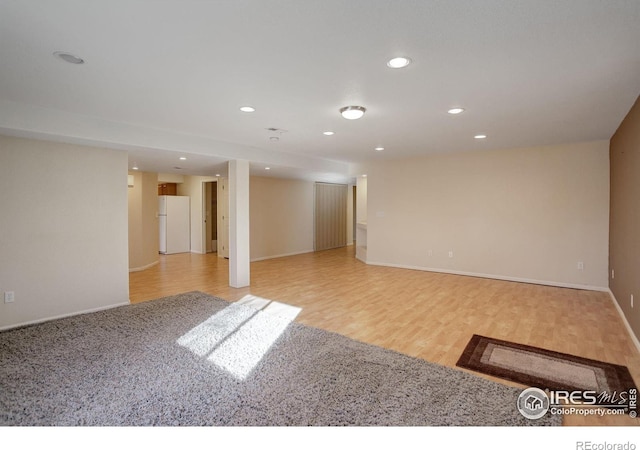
<box><xmin>53</xmin><ymin>51</ymin><xmax>85</xmax><ymax>64</ymax></box>
<box><xmin>215</xmin><ymin>174</ymin><xmax>221</xmax><ymax>177</ymax></box>
<box><xmin>375</xmin><ymin>147</ymin><xmax>384</xmax><ymax>151</ymax></box>
<box><xmin>362</xmin><ymin>174</ymin><xmax>367</xmax><ymax>178</ymax></box>
<box><xmin>323</xmin><ymin>131</ymin><xmax>335</xmax><ymax>136</ymax></box>
<box><xmin>179</xmin><ymin>157</ymin><xmax>187</xmax><ymax>160</ymax></box>
<box><xmin>474</xmin><ymin>134</ymin><xmax>487</xmax><ymax>139</ymax></box>
<box><xmin>447</xmin><ymin>108</ymin><xmax>465</xmax><ymax>115</ymax></box>
<box><xmin>265</xmin><ymin>167</ymin><xmax>271</xmax><ymax>170</ymax></box>
<box><xmin>132</xmin><ymin>166</ymin><xmax>139</xmax><ymax>171</ymax></box>
<box><xmin>239</xmin><ymin>106</ymin><xmax>255</xmax><ymax>113</ymax></box>
<box><xmin>340</xmin><ymin>105</ymin><xmax>366</xmax><ymax>120</ymax></box>
<box><xmin>386</xmin><ymin>57</ymin><xmax>412</xmax><ymax>69</ymax></box>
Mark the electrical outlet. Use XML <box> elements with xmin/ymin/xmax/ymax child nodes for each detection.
<box><xmin>4</xmin><ymin>291</ymin><xmax>15</xmax><ymax>303</ymax></box>
<box><xmin>448</xmin><ymin>251</ymin><xmax>454</xmax><ymax>258</ymax></box>
<box><xmin>427</xmin><ymin>250</ymin><xmax>433</xmax><ymax>257</ymax></box>
<box><xmin>577</xmin><ymin>261</ymin><xmax>584</xmax><ymax>271</ymax></box>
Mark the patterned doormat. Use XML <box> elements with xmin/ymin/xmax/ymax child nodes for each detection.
<box><xmin>456</xmin><ymin>334</ymin><xmax>638</xmax><ymax>407</ymax></box>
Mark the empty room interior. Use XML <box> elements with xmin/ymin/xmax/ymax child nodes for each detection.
<box><xmin>1</xmin><ymin>0</ymin><xmax>640</xmax><ymax>432</ymax></box>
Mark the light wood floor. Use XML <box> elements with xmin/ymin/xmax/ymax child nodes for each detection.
<box><xmin>129</xmin><ymin>246</ymin><xmax>640</xmax><ymax>426</ymax></box>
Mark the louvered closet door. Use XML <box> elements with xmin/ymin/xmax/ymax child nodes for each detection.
<box><xmin>314</xmin><ymin>182</ymin><xmax>348</xmax><ymax>251</ymax></box>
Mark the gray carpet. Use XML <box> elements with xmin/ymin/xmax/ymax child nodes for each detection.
<box><xmin>0</xmin><ymin>291</ymin><xmax>561</xmax><ymax>426</ymax></box>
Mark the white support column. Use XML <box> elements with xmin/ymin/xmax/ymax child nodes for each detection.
<box><xmin>228</xmin><ymin>159</ymin><xmax>250</xmax><ymax>288</ymax></box>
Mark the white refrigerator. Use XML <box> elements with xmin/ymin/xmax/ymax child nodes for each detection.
<box><xmin>158</xmin><ymin>195</ymin><xmax>190</xmax><ymax>254</ymax></box>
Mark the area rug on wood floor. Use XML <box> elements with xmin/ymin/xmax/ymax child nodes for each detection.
<box><xmin>0</xmin><ymin>292</ymin><xmax>560</xmax><ymax>426</ymax></box>
<box><xmin>456</xmin><ymin>334</ymin><xmax>638</xmax><ymax>402</ymax></box>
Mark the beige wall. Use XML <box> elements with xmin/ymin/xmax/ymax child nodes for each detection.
<box><xmin>0</xmin><ymin>135</ymin><xmax>129</xmax><ymax>329</ymax></box>
<box><xmin>128</xmin><ymin>171</ymin><xmax>159</xmax><ymax>271</ymax></box>
<box><xmin>158</xmin><ymin>173</ymin><xmax>185</xmax><ymax>184</ymax></box>
<box><xmin>365</xmin><ymin>140</ymin><xmax>610</xmax><ymax>289</ymax></box>
<box><xmin>250</xmin><ymin>176</ymin><xmax>314</xmax><ymax>261</ymax></box>
<box><xmin>355</xmin><ymin>176</ymin><xmax>368</xmax><ymax>261</ymax></box>
<box><xmin>610</xmin><ymin>95</ymin><xmax>640</xmax><ymax>340</ymax></box>
<box><xmin>356</xmin><ymin>176</ymin><xmax>367</xmax><ymax>224</ymax></box>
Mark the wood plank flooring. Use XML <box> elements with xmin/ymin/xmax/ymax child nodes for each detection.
<box><xmin>129</xmin><ymin>246</ymin><xmax>640</xmax><ymax>426</ymax></box>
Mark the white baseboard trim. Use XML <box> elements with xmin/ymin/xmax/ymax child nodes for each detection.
<box><xmin>365</xmin><ymin>260</ymin><xmax>610</xmax><ymax>292</ymax></box>
<box><xmin>0</xmin><ymin>301</ymin><xmax>131</xmax><ymax>332</ymax></box>
<box><xmin>128</xmin><ymin>260</ymin><xmax>159</xmax><ymax>273</ymax></box>
<box><xmin>251</xmin><ymin>249</ymin><xmax>314</xmax><ymax>262</ymax></box>
<box><xmin>607</xmin><ymin>289</ymin><xmax>640</xmax><ymax>355</ymax></box>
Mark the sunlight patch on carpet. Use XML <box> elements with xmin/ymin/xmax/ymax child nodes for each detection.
<box><xmin>177</xmin><ymin>295</ymin><xmax>301</xmax><ymax>380</ymax></box>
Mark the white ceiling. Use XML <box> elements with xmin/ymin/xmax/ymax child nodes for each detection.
<box><xmin>1</xmin><ymin>0</ymin><xmax>639</xmax><ymax>182</ymax></box>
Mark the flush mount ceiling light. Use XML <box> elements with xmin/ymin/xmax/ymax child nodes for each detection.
<box><xmin>340</xmin><ymin>105</ymin><xmax>366</xmax><ymax>120</ymax></box>
<box><xmin>447</xmin><ymin>108</ymin><xmax>465</xmax><ymax>115</ymax></box>
<box><xmin>386</xmin><ymin>57</ymin><xmax>412</xmax><ymax>69</ymax></box>
<box><xmin>323</xmin><ymin>131</ymin><xmax>335</xmax><ymax>136</ymax></box>
<box><xmin>53</xmin><ymin>51</ymin><xmax>85</xmax><ymax>64</ymax></box>
<box><xmin>474</xmin><ymin>134</ymin><xmax>487</xmax><ymax>139</ymax></box>
<box><xmin>239</xmin><ymin>106</ymin><xmax>255</xmax><ymax>113</ymax></box>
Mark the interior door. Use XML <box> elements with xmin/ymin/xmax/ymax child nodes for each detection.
<box><xmin>217</xmin><ymin>177</ymin><xmax>229</xmax><ymax>258</ymax></box>
<box><xmin>205</xmin><ymin>182</ymin><xmax>213</xmax><ymax>253</ymax></box>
